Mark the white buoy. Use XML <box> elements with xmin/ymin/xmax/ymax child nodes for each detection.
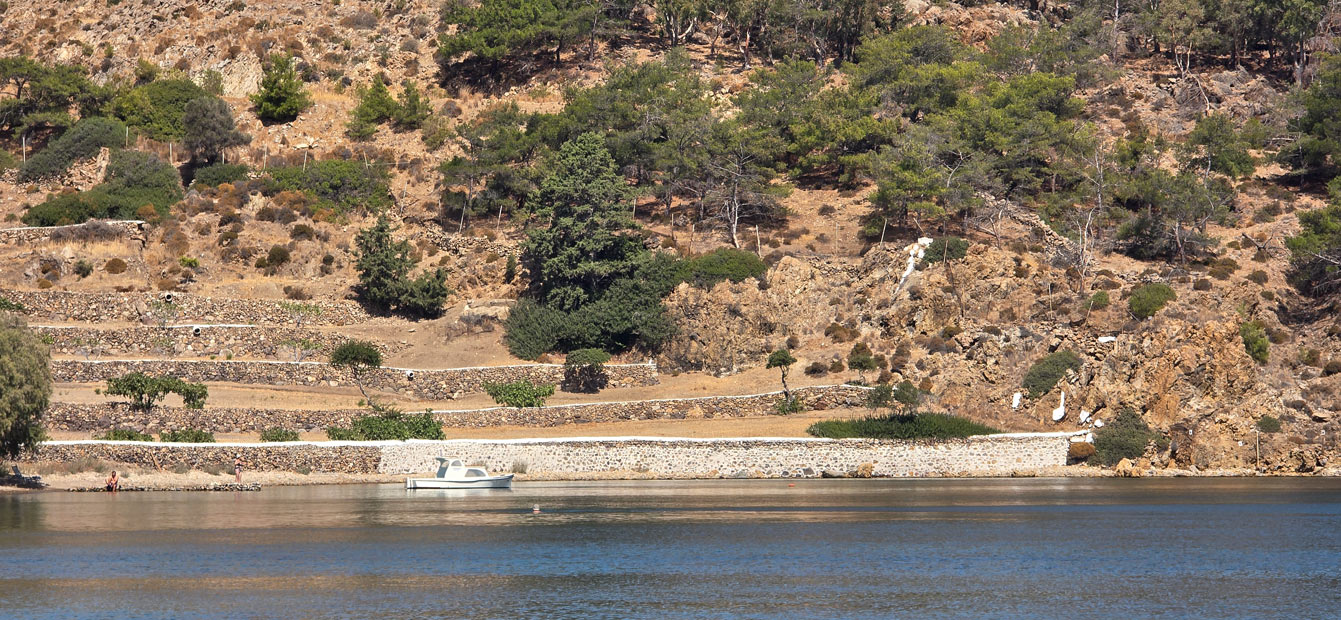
<box><xmin>532</xmin><ymin>504</ymin><xmax>541</xmax><ymax>514</ymax></box>
<box><xmin>1051</xmin><ymin>392</ymin><xmax>1066</xmax><ymax>422</ymax></box>
<box><xmin>1011</xmin><ymin>392</ymin><xmax>1023</xmax><ymax>409</ymax></box>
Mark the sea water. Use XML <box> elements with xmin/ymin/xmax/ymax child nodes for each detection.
<box><xmin>2</xmin><ymin>478</ymin><xmax>1340</xmax><ymax>619</ymax></box>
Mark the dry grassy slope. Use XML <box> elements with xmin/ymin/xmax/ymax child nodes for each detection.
<box><xmin>0</xmin><ymin>1</ymin><xmax>1337</xmax><ymax>471</ymax></box>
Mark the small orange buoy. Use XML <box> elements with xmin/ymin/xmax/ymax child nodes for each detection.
<box><xmin>788</xmin><ymin>483</ymin><xmax>795</xmax><ymax>487</ymax></box>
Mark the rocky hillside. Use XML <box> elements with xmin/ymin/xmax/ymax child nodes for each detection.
<box><xmin>1</xmin><ymin>0</ymin><xmax>1339</xmax><ymax>473</ymax></box>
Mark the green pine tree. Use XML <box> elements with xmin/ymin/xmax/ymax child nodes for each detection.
<box><xmin>250</xmin><ymin>54</ymin><xmax>311</xmax><ymax>123</ymax></box>
<box><xmin>521</xmin><ymin>132</ymin><xmax>643</xmax><ymax>311</ymax></box>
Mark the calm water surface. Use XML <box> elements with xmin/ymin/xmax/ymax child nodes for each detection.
<box><xmin>2</xmin><ymin>478</ymin><xmax>1340</xmax><ymax>619</ymax></box>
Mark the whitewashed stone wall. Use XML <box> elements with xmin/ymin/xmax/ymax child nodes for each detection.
<box><xmin>380</xmin><ymin>434</ymin><xmax>1075</xmax><ymax>478</ymax></box>
<box><xmin>28</xmin><ymin>433</ymin><xmax>1077</xmax><ymax>478</ymax></box>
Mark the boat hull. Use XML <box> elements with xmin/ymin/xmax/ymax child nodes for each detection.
<box><xmin>405</xmin><ymin>474</ymin><xmax>514</xmax><ymax>489</ymax></box>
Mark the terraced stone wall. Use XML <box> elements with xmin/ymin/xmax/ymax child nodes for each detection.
<box><xmin>45</xmin><ymin>385</ymin><xmax>864</xmax><ymax>433</ymax></box>
<box><xmin>0</xmin><ymin>289</ymin><xmax>372</xmax><ymax>325</ymax></box>
<box><xmin>37</xmin><ymin>325</ymin><xmax>404</xmax><ymax>360</ymax></box>
<box><xmin>51</xmin><ymin>359</ymin><xmax>660</xmax><ymax>400</ymax></box>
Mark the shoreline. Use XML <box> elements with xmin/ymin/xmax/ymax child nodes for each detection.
<box><xmin>6</xmin><ymin>463</ymin><xmax>1339</xmax><ymax>494</ymax></box>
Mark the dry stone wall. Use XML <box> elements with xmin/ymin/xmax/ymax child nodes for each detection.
<box><xmin>29</xmin><ymin>441</ymin><xmax>383</xmax><ymax>473</ymax></box>
<box><xmin>51</xmin><ymin>359</ymin><xmax>659</xmax><ymax>400</ymax></box>
<box><xmin>0</xmin><ymin>289</ymin><xmax>373</xmax><ymax>325</ymax></box>
<box><xmin>432</xmin><ymin>385</ymin><xmax>869</xmax><ymax>428</ymax></box>
<box><xmin>45</xmin><ymin>385</ymin><xmax>862</xmax><ymax>433</ymax></box>
<box><xmin>381</xmin><ymin>434</ymin><xmax>1074</xmax><ymax>478</ymax></box>
<box><xmin>24</xmin><ymin>434</ymin><xmax>1075</xmax><ymax>478</ymax></box>
<box><xmin>37</xmin><ymin>325</ymin><xmax>403</xmax><ymax>360</ymax></box>
<box><xmin>0</xmin><ymin>220</ymin><xmax>145</xmax><ymax>245</ymax></box>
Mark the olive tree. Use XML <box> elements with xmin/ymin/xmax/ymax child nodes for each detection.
<box><xmin>766</xmin><ymin>349</ymin><xmax>797</xmax><ymax>400</ymax></box>
<box><xmin>0</xmin><ymin>314</ymin><xmax>50</xmax><ymax>458</ymax></box>
<box><xmin>330</xmin><ymin>340</ymin><xmax>382</xmax><ymax>401</ymax></box>
<box><xmin>562</xmin><ymin>348</ymin><xmax>611</xmax><ymax>393</ymax></box>
<box><xmin>183</xmin><ymin>96</ymin><xmax>249</xmax><ymax>164</ymax></box>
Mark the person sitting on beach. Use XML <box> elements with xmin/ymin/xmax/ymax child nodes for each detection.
<box><xmin>105</xmin><ymin>470</ymin><xmax>119</xmax><ymax>492</ymax></box>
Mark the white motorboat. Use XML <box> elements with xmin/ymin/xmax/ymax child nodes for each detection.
<box><xmin>406</xmin><ymin>458</ymin><xmax>514</xmax><ymax>489</ymax></box>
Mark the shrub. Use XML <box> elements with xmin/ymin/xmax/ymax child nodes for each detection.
<box><xmin>1326</xmin><ymin>360</ymin><xmax>1341</xmax><ymax>376</ymax></box>
<box><xmin>1022</xmin><ymin>350</ymin><xmax>1082</xmax><ymax>398</ymax></box>
<box><xmin>267</xmin><ymin>159</ymin><xmax>390</xmax><ymax>213</ymax></box>
<box><xmin>922</xmin><ymin>237</ymin><xmax>969</xmax><ymax>265</ymax></box>
<box><xmin>503</xmin><ymin>299</ymin><xmax>567</xmax><ymax>359</ymax></box>
<box><xmin>804</xmin><ymin>361</ymin><xmax>828</xmax><ymax>376</ymax></box>
<box><xmin>326</xmin><ymin>402</ymin><xmax>444</xmax><ymax>441</ymax></box>
<box><xmin>191</xmin><ymin>163</ymin><xmax>249</xmax><ymax>188</ymax></box>
<box><xmin>74</xmin><ymin>260</ymin><xmax>93</xmax><ymax>278</ymax></box>
<box><xmin>1127</xmin><ymin>283</ymin><xmax>1176</xmax><ymax>319</ymax></box>
<box><xmin>266</xmin><ymin>244</ymin><xmax>291</xmax><ymax>267</ymax></box>
<box><xmin>0</xmin><ymin>297</ymin><xmax>29</xmax><ymax>313</ymax></box>
<box><xmin>1086</xmin><ymin>291</ymin><xmax>1110</xmax><ymax>310</ymax></box>
<box><xmin>1093</xmin><ymin>408</ymin><xmax>1160</xmax><ymax>466</ymax></box>
<box><xmin>111</xmin><ymin>78</ymin><xmax>211</xmax><ymax>140</ymax></box>
<box><xmin>774</xmin><ymin>395</ymin><xmax>805</xmax><ymax>415</ymax></box>
<box><xmin>96</xmin><ymin>428</ymin><xmax>153</xmax><ymax>441</ymax></box>
<box><xmin>807</xmin><ymin>412</ymin><xmax>999</xmax><ymax>439</ymax></box>
<box><xmin>159</xmin><ymin>428</ymin><xmax>216</xmax><ymax>443</ymax></box>
<box><xmin>1256</xmin><ymin>415</ymin><xmax>1281</xmax><ymax>433</ymax></box>
<box><xmin>563</xmin><ymin>348</ymin><xmax>610</xmax><ymax>393</ymax></box>
<box><xmin>1247</xmin><ymin>270</ymin><xmax>1268</xmax><ymax>285</ymax></box>
<box><xmin>1193</xmin><ymin>278</ymin><xmax>1212</xmax><ymax>291</ymax></box>
<box><xmin>105</xmin><ymin>372</ymin><xmax>208</xmax><ymax>410</ymax></box>
<box><xmin>1240</xmin><ymin>320</ymin><xmax>1269</xmax><ymax>364</ymax></box>
<box><xmin>681</xmin><ymin>248</ymin><xmax>767</xmax><ymax>287</ymax></box>
<box><xmin>290</xmin><ymin>223</ymin><xmax>316</xmax><ymax>240</ymax></box>
<box><xmin>864</xmin><ymin>383</ymin><xmax>893</xmax><ymax>411</ymax></box>
<box><xmin>104</xmin><ymin>258</ymin><xmax>128</xmax><ymax>274</ymax></box>
<box><xmin>484</xmin><ymin>380</ymin><xmax>555</xmax><ymax>408</ymax></box>
<box><xmin>259</xmin><ymin>427</ymin><xmax>300</xmax><ymax>442</ymax></box>
<box><xmin>22</xmin><ymin>150</ymin><xmax>183</xmax><ymax>226</ymax></box>
<box><xmin>18</xmin><ymin>117</ymin><xmax>127</xmax><ymax>182</ymax></box>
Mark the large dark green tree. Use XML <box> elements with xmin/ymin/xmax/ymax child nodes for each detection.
<box><xmin>437</xmin><ymin>0</ymin><xmax>599</xmax><ymax>69</ymax></box>
<box><xmin>0</xmin><ymin>55</ymin><xmax>100</xmax><ymax>139</ymax></box>
<box><xmin>0</xmin><ymin>313</ymin><xmax>50</xmax><ymax>458</ymax></box>
<box><xmin>522</xmin><ymin>132</ymin><xmax>642</xmax><ymax>311</ymax></box>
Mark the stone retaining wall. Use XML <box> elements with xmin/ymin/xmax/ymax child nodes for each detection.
<box><xmin>44</xmin><ymin>385</ymin><xmax>862</xmax><ymax>433</ymax></box>
<box><xmin>29</xmin><ymin>442</ymin><xmax>383</xmax><ymax>473</ymax></box>
<box><xmin>380</xmin><ymin>434</ymin><xmax>1074</xmax><ymax>478</ymax></box>
<box><xmin>432</xmin><ymin>385</ymin><xmax>868</xmax><ymax>428</ymax></box>
<box><xmin>38</xmin><ymin>325</ymin><xmax>404</xmax><ymax>360</ymax></box>
<box><xmin>51</xmin><ymin>359</ymin><xmax>660</xmax><ymax>400</ymax></box>
<box><xmin>0</xmin><ymin>289</ymin><xmax>373</xmax><ymax>325</ymax></box>
<box><xmin>24</xmin><ymin>433</ymin><xmax>1076</xmax><ymax>478</ymax></box>
<box><xmin>0</xmin><ymin>220</ymin><xmax>145</xmax><ymax>245</ymax></box>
